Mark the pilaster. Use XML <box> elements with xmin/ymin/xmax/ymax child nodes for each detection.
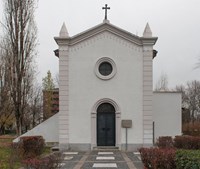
<box><xmin>58</xmin><ymin>45</ymin><xmax>69</xmax><ymax>148</ymax></box>
<box><xmin>142</xmin><ymin>46</ymin><xmax>153</xmax><ymax>145</ymax></box>
<box><xmin>142</xmin><ymin>23</ymin><xmax>157</xmax><ymax>145</ymax></box>
<box><xmin>54</xmin><ymin>23</ymin><xmax>70</xmax><ymax>149</ymax></box>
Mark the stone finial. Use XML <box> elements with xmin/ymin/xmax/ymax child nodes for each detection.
<box><xmin>59</xmin><ymin>22</ymin><xmax>69</xmax><ymax>38</ymax></box>
<box><xmin>143</xmin><ymin>23</ymin><xmax>152</xmax><ymax>37</ymax></box>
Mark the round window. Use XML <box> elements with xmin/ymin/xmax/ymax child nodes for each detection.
<box><xmin>95</xmin><ymin>57</ymin><xmax>117</xmax><ymax>80</ymax></box>
<box><xmin>98</xmin><ymin>62</ymin><xmax>113</xmax><ymax>76</ymax></box>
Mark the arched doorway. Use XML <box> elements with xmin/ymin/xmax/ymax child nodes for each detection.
<box><xmin>91</xmin><ymin>98</ymin><xmax>121</xmax><ymax>149</ymax></box>
<box><xmin>97</xmin><ymin>103</ymin><xmax>116</xmax><ymax>146</ymax></box>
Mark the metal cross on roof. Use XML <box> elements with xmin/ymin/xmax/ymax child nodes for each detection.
<box><xmin>102</xmin><ymin>4</ymin><xmax>110</xmax><ymax>20</ymax></box>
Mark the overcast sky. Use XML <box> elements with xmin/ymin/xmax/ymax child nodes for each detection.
<box><xmin>1</xmin><ymin>0</ymin><xmax>200</xmax><ymax>88</ymax></box>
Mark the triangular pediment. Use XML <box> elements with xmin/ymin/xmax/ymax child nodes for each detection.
<box><xmin>55</xmin><ymin>22</ymin><xmax>157</xmax><ymax>46</ymax></box>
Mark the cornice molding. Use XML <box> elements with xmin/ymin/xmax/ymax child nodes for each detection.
<box><xmin>54</xmin><ymin>22</ymin><xmax>158</xmax><ymax>47</ymax></box>
<box><xmin>141</xmin><ymin>37</ymin><xmax>158</xmax><ymax>46</ymax></box>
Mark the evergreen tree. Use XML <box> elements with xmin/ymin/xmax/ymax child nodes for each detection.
<box><xmin>42</xmin><ymin>70</ymin><xmax>55</xmax><ymax>120</ymax></box>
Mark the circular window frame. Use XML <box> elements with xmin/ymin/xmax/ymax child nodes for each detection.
<box><xmin>95</xmin><ymin>57</ymin><xmax>117</xmax><ymax>80</ymax></box>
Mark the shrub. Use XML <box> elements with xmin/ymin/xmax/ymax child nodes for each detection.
<box><xmin>19</xmin><ymin>136</ymin><xmax>45</xmax><ymax>159</ymax></box>
<box><xmin>156</xmin><ymin>136</ymin><xmax>174</xmax><ymax>148</ymax></box>
<box><xmin>23</xmin><ymin>158</ymin><xmax>45</xmax><ymax>169</ymax></box>
<box><xmin>174</xmin><ymin>135</ymin><xmax>200</xmax><ymax>150</ymax></box>
<box><xmin>176</xmin><ymin>150</ymin><xmax>200</xmax><ymax>169</ymax></box>
<box><xmin>139</xmin><ymin>136</ymin><xmax>200</xmax><ymax>169</ymax></box>
<box><xmin>22</xmin><ymin>152</ymin><xmax>63</xmax><ymax>169</ymax></box>
<box><xmin>139</xmin><ymin>148</ymin><xmax>176</xmax><ymax>169</ymax></box>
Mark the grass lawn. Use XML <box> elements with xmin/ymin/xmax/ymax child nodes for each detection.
<box><xmin>0</xmin><ymin>135</ymin><xmax>21</xmax><ymax>169</ymax></box>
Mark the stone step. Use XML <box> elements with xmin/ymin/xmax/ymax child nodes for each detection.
<box><xmin>98</xmin><ymin>152</ymin><xmax>114</xmax><ymax>155</ymax></box>
<box><xmin>93</xmin><ymin>146</ymin><xmax>119</xmax><ymax>150</ymax></box>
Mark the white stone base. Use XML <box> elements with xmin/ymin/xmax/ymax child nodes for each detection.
<box><xmin>93</xmin><ymin>163</ymin><xmax>117</xmax><ymax>168</ymax></box>
<box><xmin>96</xmin><ymin>157</ymin><xmax>115</xmax><ymax>160</ymax></box>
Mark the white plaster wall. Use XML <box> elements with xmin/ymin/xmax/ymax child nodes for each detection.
<box><xmin>13</xmin><ymin>113</ymin><xmax>59</xmax><ymax>143</ymax></box>
<box><xmin>153</xmin><ymin>92</ymin><xmax>182</xmax><ymax>140</ymax></box>
<box><xmin>68</xmin><ymin>32</ymin><xmax>143</xmax><ymax>144</ymax></box>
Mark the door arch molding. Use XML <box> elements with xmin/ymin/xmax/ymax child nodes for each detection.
<box><xmin>91</xmin><ymin>98</ymin><xmax>121</xmax><ymax>149</ymax></box>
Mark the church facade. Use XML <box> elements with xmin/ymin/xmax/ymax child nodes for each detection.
<box><xmin>54</xmin><ymin>19</ymin><xmax>182</xmax><ymax>151</ymax></box>
<box><xmin>13</xmin><ymin>18</ymin><xmax>181</xmax><ymax>150</ymax></box>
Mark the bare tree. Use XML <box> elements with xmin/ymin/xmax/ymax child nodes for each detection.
<box><xmin>186</xmin><ymin>80</ymin><xmax>200</xmax><ymax>123</ymax></box>
<box><xmin>155</xmin><ymin>73</ymin><xmax>169</xmax><ymax>91</ymax></box>
<box><xmin>175</xmin><ymin>81</ymin><xmax>200</xmax><ymax>124</ymax></box>
<box><xmin>29</xmin><ymin>84</ymin><xmax>43</xmax><ymax>128</ymax></box>
<box><xmin>0</xmin><ymin>44</ymin><xmax>14</xmax><ymax>134</ymax></box>
<box><xmin>175</xmin><ymin>85</ymin><xmax>187</xmax><ymax>107</ymax></box>
<box><xmin>2</xmin><ymin>0</ymin><xmax>38</xmax><ymax>135</ymax></box>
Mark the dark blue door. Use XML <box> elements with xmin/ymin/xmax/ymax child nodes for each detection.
<box><xmin>97</xmin><ymin>103</ymin><xmax>115</xmax><ymax>146</ymax></box>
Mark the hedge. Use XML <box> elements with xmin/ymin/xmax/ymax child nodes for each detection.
<box><xmin>139</xmin><ymin>148</ymin><xmax>176</xmax><ymax>169</ymax></box>
<box><xmin>139</xmin><ymin>146</ymin><xmax>200</xmax><ymax>168</ymax></box>
<box><xmin>176</xmin><ymin>150</ymin><xmax>200</xmax><ymax>169</ymax></box>
<box><xmin>156</xmin><ymin>136</ymin><xmax>174</xmax><ymax>148</ymax></box>
<box><xmin>156</xmin><ymin>136</ymin><xmax>200</xmax><ymax>150</ymax></box>
<box><xmin>174</xmin><ymin>136</ymin><xmax>200</xmax><ymax>149</ymax></box>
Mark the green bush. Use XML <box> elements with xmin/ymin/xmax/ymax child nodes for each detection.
<box><xmin>176</xmin><ymin>150</ymin><xmax>200</xmax><ymax>169</ymax></box>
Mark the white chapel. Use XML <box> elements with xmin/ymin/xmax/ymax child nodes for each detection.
<box><xmin>14</xmin><ymin>6</ymin><xmax>182</xmax><ymax>151</ymax></box>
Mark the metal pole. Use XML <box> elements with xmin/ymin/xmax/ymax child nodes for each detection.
<box><xmin>126</xmin><ymin>128</ymin><xmax>127</xmax><ymax>151</ymax></box>
<box><xmin>153</xmin><ymin>121</ymin><xmax>155</xmax><ymax>145</ymax></box>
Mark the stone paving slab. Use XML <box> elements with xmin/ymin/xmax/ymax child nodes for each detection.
<box><xmin>93</xmin><ymin>163</ymin><xmax>117</xmax><ymax>168</ymax></box>
<box><xmin>133</xmin><ymin>161</ymin><xmax>144</xmax><ymax>169</ymax></box>
<box><xmin>86</xmin><ymin>155</ymin><xmax>124</xmax><ymax>161</ymax></box>
<box><xmin>59</xmin><ymin>150</ymin><xmax>143</xmax><ymax>169</ymax></box>
<box><xmin>91</xmin><ymin>151</ymin><xmax>121</xmax><ymax>155</ymax></box>
<box><xmin>60</xmin><ymin>161</ymin><xmax>77</xmax><ymax>169</ymax></box>
<box><xmin>98</xmin><ymin>152</ymin><xmax>114</xmax><ymax>155</ymax></box>
<box><xmin>63</xmin><ymin>154</ymin><xmax>83</xmax><ymax>161</ymax></box>
<box><xmin>96</xmin><ymin>156</ymin><xmax>115</xmax><ymax>160</ymax></box>
<box><xmin>126</xmin><ymin>152</ymin><xmax>141</xmax><ymax>162</ymax></box>
<box><xmin>63</xmin><ymin>152</ymin><xmax>78</xmax><ymax>155</ymax></box>
<box><xmin>82</xmin><ymin>162</ymin><xmax>129</xmax><ymax>169</ymax></box>
<box><xmin>126</xmin><ymin>152</ymin><xmax>144</xmax><ymax>169</ymax></box>
<box><xmin>62</xmin><ymin>151</ymin><xmax>85</xmax><ymax>155</ymax></box>
<box><xmin>64</xmin><ymin>156</ymin><xmax>73</xmax><ymax>160</ymax></box>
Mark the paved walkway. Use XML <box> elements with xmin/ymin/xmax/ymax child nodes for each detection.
<box><xmin>59</xmin><ymin>150</ymin><xmax>143</xmax><ymax>169</ymax></box>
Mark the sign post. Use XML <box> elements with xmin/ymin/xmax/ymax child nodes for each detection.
<box><xmin>121</xmin><ymin>120</ymin><xmax>132</xmax><ymax>151</ymax></box>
